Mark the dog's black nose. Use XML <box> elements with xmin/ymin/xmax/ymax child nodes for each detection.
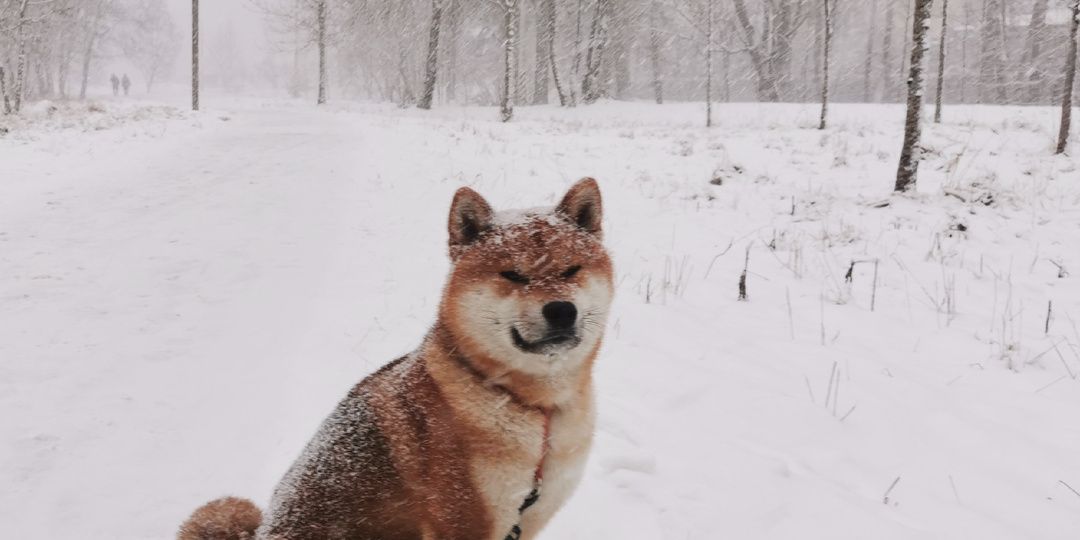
<box><xmin>542</xmin><ymin>302</ymin><xmax>577</xmax><ymax>330</ymax></box>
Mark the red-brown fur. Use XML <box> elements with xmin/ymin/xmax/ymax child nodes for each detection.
<box><xmin>177</xmin><ymin>179</ymin><xmax>613</xmax><ymax>540</ymax></box>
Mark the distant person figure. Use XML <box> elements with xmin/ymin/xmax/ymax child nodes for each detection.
<box><xmin>110</xmin><ymin>74</ymin><xmax>120</xmax><ymax>96</ymax></box>
<box><xmin>121</xmin><ymin>74</ymin><xmax>131</xmax><ymax>96</ymax></box>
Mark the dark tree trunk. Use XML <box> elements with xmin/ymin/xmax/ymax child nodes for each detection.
<box><xmin>582</xmin><ymin>0</ymin><xmax>610</xmax><ymax>104</ymax></box>
<box><xmin>533</xmin><ymin>0</ymin><xmax>554</xmax><ymax>105</ymax></box>
<box><xmin>419</xmin><ymin>0</ymin><xmax>442</xmax><ymax>109</ymax></box>
<box><xmin>1</xmin><ymin>67</ymin><xmax>11</xmax><ymax>114</ymax></box>
<box><xmin>1025</xmin><ymin>0</ymin><xmax>1049</xmax><ymax>103</ymax></box>
<box><xmin>1057</xmin><ymin>0</ymin><xmax>1079</xmax><ymax>154</ymax></box>
<box><xmin>895</xmin><ymin>0</ymin><xmax>934</xmax><ymax>193</ymax></box>
<box><xmin>501</xmin><ymin>0</ymin><xmax>519</xmax><ymax>121</ymax></box>
<box><xmin>80</xmin><ymin>36</ymin><xmax>95</xmax><ymax>100</ymax></box>
<box><xmin>317</xmin><ymin>0</ymin><xmax>327</xmax><ymax>105</ymax></box>
<box><xmin>935</xmin><ymin>0</ymin><xmax>948</xmax><ymax>122</ymax></box>
<box><xmin>192</xmin><ymin>0</ymin><xmax>199</xmax><ymax>110</ymax></box>
<box><xmin>819</xmin><ymin>0</ymin><xmax>832</xmax><ymax>129</ymax></box>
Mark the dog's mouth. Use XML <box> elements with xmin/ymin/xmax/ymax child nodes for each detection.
<box><xmin>510</xmin><ymin>327</ymin><xmax>581</xmax><ymax>354</ymax></box>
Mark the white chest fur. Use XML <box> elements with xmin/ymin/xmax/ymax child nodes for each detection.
<box><xmin>469</xmin><ymin>393</ymin><xmax>596</xmax><ymax>540</ymax></box>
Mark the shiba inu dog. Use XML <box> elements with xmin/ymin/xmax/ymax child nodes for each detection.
<box><xmin>178</xmin><ymin>178</ymin><xmax>614</xmax><ymax>540</ymax></box>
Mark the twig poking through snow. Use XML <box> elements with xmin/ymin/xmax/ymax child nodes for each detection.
<box><xmin>1060</xmin><ymin>480</ymin><xmax>1080</xmax><ymax>500</ymax></box>
<box><xmin>949</xmin><ymin>476</ymin><xmax>961</xmax><ymax>504</ymax></box>
<box><xmin>804</xmin><ymin>374</ymin><xmax>816</xmax><ymax>405</ymax></box>
<box><xmin>738</xmin><ymin>245</ymin><xmax>750</xmax><ymax>301</ymax></box>
<box><xmin>786</xmin><ymin>287</ymin><xmax>795</xmax><ymax>340</ymax></box>
<box><xmin>871</xmin><ymin>259</ymin><xmax>879</xmax><ymax>312</ymax></box>
<box><xmin>883</xmin><ymin>476</ymin><xmax>901</xmax><ymax>504</ymax></box>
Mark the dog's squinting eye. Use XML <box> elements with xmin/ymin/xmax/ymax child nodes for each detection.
<box><xmin>562</xmin><ymin>266</ymin><xmax>582</xmax><ymax>279</ymax></box>
<box><xmin>500</xmin><ymin>271</ymin><xmax>530</xmax><ymax>284</ymax></box>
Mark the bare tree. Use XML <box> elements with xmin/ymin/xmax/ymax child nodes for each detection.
<box><xmin>12</xmin><ymin>0</ymin><xmax>30</xmax><ymax>112</ymax></box>
<box><xmin>731</xmin><ymin>0</ymin><xmax>804</xmax><ymax>102</ymax></box>
<box><xmin>647</xmin><ymin>0</ymin><xmax>663</xmax><ymax>104</ymax></box>
<box><xmin>548</xmin><ymin>0</ymin><xmax>568</xmax><ymax>106</ymax></box>
<box><xmin>192</xmin><ymin>0</ymin><xmax>199</xmax><ymax>110</ymax></box>
<box><xmin>979</xmin><ymin>0</ymin><xmax>1007</xmax><ymax>104</ymax></box>
<box><xmin>895</xmin><ymin>0</ymin><xmax>933</xmax><ymax>192</ymax></box>
<box><xmin>1025</xmin><ymin>0</ymin><xmax>1050</xmax><ymax>103</ymax></box>
<box><xmin>77</xmin><ymin>0</ymin><xmax>120</xmax><ymax>100</ymax></box>
<box><xmin>120</xmin><ymin>0</ymin><xmax>180</xmax><ymax>93</ymax></box>
<box><xmin>252</xmin><ymin>0</ymin><xmax>330</xmax><ymax>105</ymax></box>
<box><xmin>881</xmin><ymin>0</ymin><xmax>894</xmax><ymax>101</ymax></box>
<box><xmin>582</xmin><ymin>0</ymin><xmax>610</xmax><ymax>104</ymax></box>
<box><xmin>0</xmin><ymin>66</ymin><xmax>10</xmax><ymax>114</ymax></box>
<box><xmin>934</xmin><ymin>0</ymin><xmax>947</xmax><ymax>123</ymax></box>
<box><xmin>863</xmin><ymin>0</ymin><xmax>876</xmax><ymax>102</ymax></box>
<box><xmin>500</xmin><ymin>0</ymin><xmax>519</xmax><ymax>121</ymax></box>
<box><xmin>533</xmin><ymin>0</ymin><xmax>554</xmax><ymax>105</ymax></box>
<box><xmin>418</xmin><ymin>0</ymin><xmax>442</xmax><ymax>109</ymax></box>
<box><xmin>1057</xmin><ymin>0</ymin><xmax>1080</xmax><ymax>155</ymax></box>
<box><xmin>706</xmin><ymin>0</ymin><xmax>714</xmax><ymax>127</ymax></box>
<box><xmin>316</xmin><ymin>0</ymin><xmax>326</xmax><ymax>104</ymax></box>
<box><xmin>819</xmin><ymin>0</ymin><xmax>833</xmax><ymax>130</ymax></box>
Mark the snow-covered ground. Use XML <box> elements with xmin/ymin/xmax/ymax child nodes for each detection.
<box><xmin>2</xmin><ymin>98</ymin><xmax>1079</xmax><ymax>539</ymax></box>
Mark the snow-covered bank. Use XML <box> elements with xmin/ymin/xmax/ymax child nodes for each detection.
<box><xmin>2</xmin><ymin>100</ymin><xmax>1078</xmax><ymax>539</ymax></box>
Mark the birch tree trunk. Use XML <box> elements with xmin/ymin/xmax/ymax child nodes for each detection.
<box><xmin>706</xmin><ymin>0</ymin><xmax>713</xmax><ymax>127</ymax></box>
<box><xmin>934</xmin><ymin>0</ymin><xmax>948</xmax><ymax>122</ymax></box>
<box><xmin>533</xmin><ymin>0</ymin><xmax>554</xmax><ymax>105</ymax></box>
<box><xmin>864</xmin><ymin>0</ymin><xmax>876</xmax><ymax>102</ymax></box>
<box><xmin>548</xmin><ymin>0</ymin><xmax>568</xmax><ymax>106</ymax></box>
<box><xmin>500</xmin><ymin>0</ymin><xmax>519</xmax><ymax>122</ymax></box>
<box><xmin>192</xmin><ymin>0</ymin><xmax>199</xmax><ymax>110</ymax></box>
<box><xmin>819</xmin><ymin>0</ymin><xmax>832</xmax><ymax>130</ymax></box>
<box><xmin>1056</xmin><ymin>0</ymin><xmax>1079</xmax><ymax>154</ymax></box>
<box><xmin>317</xmin><ymin>0</ymin><xmax>327</xmax><ymax>105</ymax></box>
<box><xmin>582</xmin><ymin>0</ymin><xmax>610</xmax><ymax>104</ymax></box>
<box><xmin>14</xmin><ymin>0</ymin><xmax>31</xmax><ymax>112</ymax></box>
<box><xmin>569</xmin><ymin>0</ymin><xmax>584</xmax><ymax>107</ymax></box>
<box><xmin>895</xmin><ymin>0</ymin><xmax>933</xmax><ymax>192</ymax></box>
<box><xmin>419</xmin><ymin>0</ymin><xmax>442</xmax><ymax>109</ymax></box>
<box><xmin>80</xmin><ymin>35</ymin><xmax>95</xmax><ymax>100</ymax></box>
<box><xmin>648</xmin><ymin>0</ymin><xmax>663</xmax><ymax>104</ymax></box>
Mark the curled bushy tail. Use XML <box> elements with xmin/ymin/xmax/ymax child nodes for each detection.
<box><xmin>178</xmin><ymin>497</ymin><xmax>262</xmax><ymax>540</ymax></box>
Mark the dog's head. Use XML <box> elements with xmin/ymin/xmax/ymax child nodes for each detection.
<box><xmin>438</xmin><ymin>179</ymin><xmax>614</xmax><ymax>378</ymax></box>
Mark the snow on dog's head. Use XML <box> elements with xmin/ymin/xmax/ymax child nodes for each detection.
<box><xmin>439</xmin><ymin>179</ymin><xmax>614</xmax><ymax>380</ymax></box>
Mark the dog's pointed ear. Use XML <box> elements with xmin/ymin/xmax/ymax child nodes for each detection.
<box><xmin>448</xmin><ymin>187</ymin><xmax>494</xmax><ymax>248</ymax></box>
<box><xmin>556</xmin><ymin>178</ymin><xmax>603</xmax><ymax>236</ymax></box>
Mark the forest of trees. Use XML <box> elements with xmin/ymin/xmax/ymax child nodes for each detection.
<box><xmin>0</xmin><ymin>0</ymin><xmax>181</xmax><ymax>113</ymax></box>
<box><xmin>245</xmin><ymin>0</ymin><xmax>1080</xmax><ymax>111</ymax></box>
<box><xmin>3</xmin><ymin>0</ymin><xmax>1078</xmax><ymax>114</ymax></box>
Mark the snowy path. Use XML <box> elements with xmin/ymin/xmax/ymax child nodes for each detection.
<box><xmin>1</xmin><ymin>108</ymin><xmax>375</xmax><ymax>539</ymax></box>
